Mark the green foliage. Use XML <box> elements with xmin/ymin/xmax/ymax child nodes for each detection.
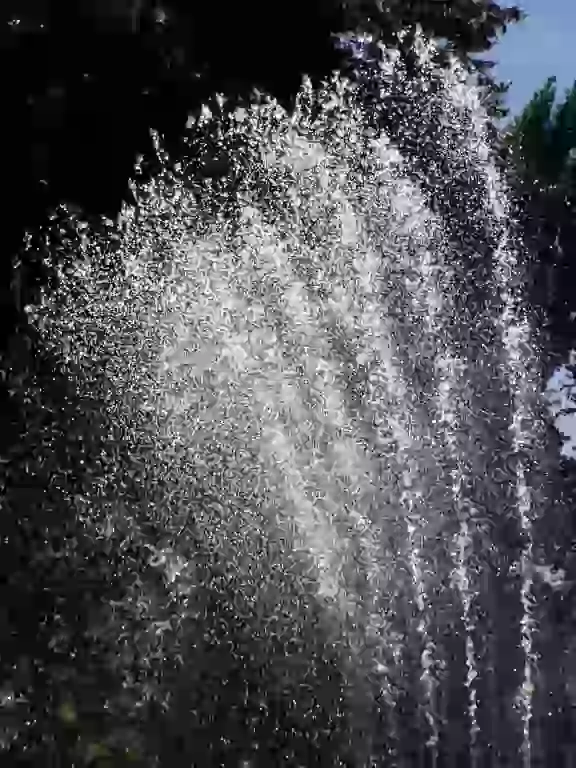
<box><xmin>327</xmin><ymin>0</ymin><xmax>523</xmax><ymax>53</ymax></box>
<box><xmin>505</xmin><ymin>77</ymin><xmax>576</xmax><ymax>198</ymax></box>
<box><xmin>502</xmin><ymin>75</ymin><xmax>576</xmax><ymax>375</ymax></box>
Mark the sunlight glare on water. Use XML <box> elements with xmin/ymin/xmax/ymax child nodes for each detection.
<box><xmin>26</xmin><ymin>34</ymin><xmax>559</xmax><ymax>767</ymax></box>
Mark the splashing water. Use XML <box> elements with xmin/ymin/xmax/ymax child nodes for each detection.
<box><xmin>24</xmin><ymin>36</ymin><xmax>564</xmax><ymax>767</ymax></box>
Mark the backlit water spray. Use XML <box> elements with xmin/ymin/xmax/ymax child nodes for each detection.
<box><xmin>23</xmin><ymin>35</ymin><xmax>564</xmax><ymax>766</ymax></box>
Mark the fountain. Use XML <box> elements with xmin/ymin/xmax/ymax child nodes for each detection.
<box><xmin>7</xmin><ymin>33</ymin><xmax>571</xmax><ymax>767</ymax></box>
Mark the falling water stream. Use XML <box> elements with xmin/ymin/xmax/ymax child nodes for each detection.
<box><xmin>21</xmin><ymin>36</ymin><xmax>570</xmax><ymax>767</ymax></box>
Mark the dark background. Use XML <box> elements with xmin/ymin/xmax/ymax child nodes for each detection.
<box><xmin>2</xmin><ymin>2</ymin><xmax>575</xmax><ymax>764</ymax></box>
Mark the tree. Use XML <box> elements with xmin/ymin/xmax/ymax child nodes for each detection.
<box><xmin>0</xmin><ymin>0</ymin><xmax>522</xmax><ymax>337</ymax></box>
<box><xmin>505</xmin><ymin>77</ymin><xmax>576</xmax><ymax>196</ymax></box>
<box><xmin>504</xmin><ymin>78</ymin><xmax>576</xmax><ymax>377</ymax></box>
<box><xmin>335</xmin><ymin>0</ymin><xmax>523</xmax><ymax>116</ymax></box>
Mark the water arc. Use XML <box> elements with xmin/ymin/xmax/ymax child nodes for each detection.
<box><xmin>21</xmin><ymin>36</ymin><xmax>568</xmax><ymax>767</ymax></box>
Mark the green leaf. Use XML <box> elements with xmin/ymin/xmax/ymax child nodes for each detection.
<box><xmin>84</xmin><ymin>741</ymin><xmax>113</xmax><ymax>764</ymax></box>
<box><xmin>57</xmin><ymin>700</ymin><xmax>78</xmax><ymax>726</ymax></box>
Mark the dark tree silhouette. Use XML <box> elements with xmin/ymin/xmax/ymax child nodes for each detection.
<box><xmin>0</xmin><ymin>0</ymin><xmax>522</xmax><ymax>336</ymax></box>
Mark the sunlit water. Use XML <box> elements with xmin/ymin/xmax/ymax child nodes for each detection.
<box><xmin>20</xmin><ymin>36</ymin><xmax>572</xmax><ymax>767</ymax></box>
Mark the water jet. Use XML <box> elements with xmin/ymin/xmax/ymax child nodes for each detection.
<box><xmin>7</xmin><ymin>34</ymin><xmax>570</xmax><ymax>767</ymax></box>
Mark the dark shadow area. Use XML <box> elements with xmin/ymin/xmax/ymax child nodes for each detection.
<box><xmin>0</xmin><ymin>321</ymin><xmax>374</xmax><ymax>765</ymax></box>
<box><xmin>0</xmin><ymin>0</ymin><xmax>523</xmax><ymax>335</ymax></box>
<box><xmin>0</xmin><ymin>323</ymin><xmax>128</xmax><ymax>762</ymax></box>
<box><xmin>0</xmin><ymin>1</ymin><xmax>348</xmax><ymax>339</ymax></box>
